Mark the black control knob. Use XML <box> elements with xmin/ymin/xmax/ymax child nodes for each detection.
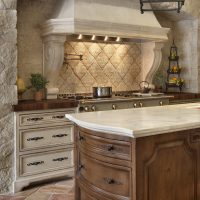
<box><xmin>79</xmin><ymin>107</ymin><xmax>84</xmax><ymax>112</ymax></box>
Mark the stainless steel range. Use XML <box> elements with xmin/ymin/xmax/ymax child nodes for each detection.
<box><xmin>58</xmin><ymin>93</ymin><xmax>173</xmax><ymax>112</ymax></box>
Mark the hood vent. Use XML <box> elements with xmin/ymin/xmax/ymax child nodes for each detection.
<box><xmin>42</xmin><ymin>0</ymin><xmax>170</xmax><ymax>99</ymax></box>
<box><xmin>42</xmin><ymin>0</ymin><xmax>169</xmax><ymax>41</ymax></box>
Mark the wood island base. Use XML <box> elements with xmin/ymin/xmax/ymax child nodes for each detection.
<box><xmin>74</xmin><ymin>126</ymin><xmax>200</xmax><ymax>200</ymax></box>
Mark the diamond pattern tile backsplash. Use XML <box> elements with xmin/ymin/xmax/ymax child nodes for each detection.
<box><xmin>57</xmin><ymin>41</ymin><xmax>142</xmax><ymax>94</ymax></box>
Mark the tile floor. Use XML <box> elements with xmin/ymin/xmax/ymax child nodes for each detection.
<box><xmin>0</xmin><ymin>179</ymin><xmax>74</xmax><ymax>200</ymax></box>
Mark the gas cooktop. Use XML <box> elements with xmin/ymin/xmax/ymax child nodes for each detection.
<box><xmin>57</xmin><ymin>92</ymin><xmax>165</xmax><ymax>101</ymax></box>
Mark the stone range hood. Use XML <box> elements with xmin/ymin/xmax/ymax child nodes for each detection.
<box><xmin>42</xmin><ymin>0</ymin><xmax>170</xmax><ymax>98</ymax></box>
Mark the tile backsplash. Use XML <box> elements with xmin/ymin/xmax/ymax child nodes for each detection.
<box><xmin>56</xmin><ymin>41</ymin><xmax>142</xmax><ymax>94</ymax></box>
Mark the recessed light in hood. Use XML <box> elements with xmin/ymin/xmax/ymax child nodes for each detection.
<box><xmin>67</xmin><ymin>34</ymin><xmax>142</xmax><ymax>44</ymax></box>
<box><xmin>140</xmin><ymin>0</ymin><xmax>185</xmax><ymax>14</ymax></box>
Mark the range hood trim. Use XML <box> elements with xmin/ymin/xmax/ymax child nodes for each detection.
<box><xmin>42</xmin><ymin>18</ymin><xmax>170</xmax><ymax>42</ymax></box>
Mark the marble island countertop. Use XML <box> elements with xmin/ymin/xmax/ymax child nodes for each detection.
<box><xmin>66</xmin><ymin>103</ymin><xmax>200</xmax><ymax>138</ymax></box>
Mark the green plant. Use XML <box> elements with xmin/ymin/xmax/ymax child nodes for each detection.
<box><xmin>30</xmin><ymin>73</ymin><xmax>49</xmax><ymax>91</ymax></box>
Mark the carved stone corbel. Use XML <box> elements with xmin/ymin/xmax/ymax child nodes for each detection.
<box><xmin>43</xmin><ymin>35</ymin><xmax>66</xmax><ymax>98</ymax></box>
<box><xmin>142</xmin><ymin>42</ymin><xmax>164</xmax><ymax>88</ymax></box>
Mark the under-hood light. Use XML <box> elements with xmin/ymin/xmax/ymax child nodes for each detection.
<box><xmin>78</xmin><ymin>34</ymin><xmax>83</xmax><ymax>40</ymax></box>
<box><xmin>104</xmin><ymin>36</ymin><xmax>108</xmax><ymax>42</ymax></box>
<box><xmin>91</xmin><ymin>35</ymin><xmax>96</xmax><ymax>41</ymax></box>
<box><xmin>116</xmin><ymin>37</ymin><xmax>121</xmax><ymax>42</ymax></box>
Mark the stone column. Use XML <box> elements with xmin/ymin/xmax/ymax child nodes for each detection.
<box><xmin>43</xmin><ymin>35</ymin><xmax>66</xmax><ymax>99</ymax></box>
<box><xmin>0</xmin><ymin>0</ymin><xmax>18</xmax><ymax>193</ymax></box>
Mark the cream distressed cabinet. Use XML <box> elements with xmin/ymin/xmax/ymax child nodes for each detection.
<box><xmin>14</xmin><ymin>108</ymin><xmax>77</xmax><ymax>192</ymax></box>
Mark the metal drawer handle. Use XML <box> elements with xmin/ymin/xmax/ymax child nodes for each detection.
<box><xmin>27</xmin><ymin>161</ymin><xmax>44</xmax><ymax>166</ymax></box>
<box><xmin>27</xmin><ymin>117</ymin><xmax>44</xmax><ymax>122</ymax></box>
<box><xmin>52</xmin><ymin>115</ymin><xmax>64</xmax><ymax>119</ymax></box>
<box><xmin>52</xmin><ymin>157</ymin><xmax>68</xmax><ymax>162</ymax></box>
<box><xmin>27</xmin><ymin>137</ymin><xmax>44</xmax><ymax>141</ymax></box>
<box><xmin>52</xmin><ymin>134</ymin><xmax>68</xmax><ymax>138</ymax></box>
<box><xmin>103</xmin><ymin>177</ymin><xmax>122</xmax><ymax>185</ymax></box>
<box><xmin>106</xmin><ymin>145</ymin><xmax>115</xmax><ymax>152</ymax></box>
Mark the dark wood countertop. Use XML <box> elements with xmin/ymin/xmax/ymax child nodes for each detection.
<box><xmin>13</xmin><ymin>93</ymin><xmax>200</xmax><ymax>112</ymax></box>
<box><xmin>13</xmin><ymin>99</ymin><xmax>78</xmax><ymax>112</ymax></box>
<box><xmin>166</xmin><ymin>92</ymin><xmax>200</xmax><ymax>101</ymax></box>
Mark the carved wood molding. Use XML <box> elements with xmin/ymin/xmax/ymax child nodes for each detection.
<box><xmin>144</xmin><ymin>139</ymin><xmax>197</xmax><ymax>200</ymax></box>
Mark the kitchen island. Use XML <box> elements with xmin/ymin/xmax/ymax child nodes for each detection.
<box><xmin>66</xmin><ymin>103</ymin><xmax>200</xmax><ymax>200</ymax></box>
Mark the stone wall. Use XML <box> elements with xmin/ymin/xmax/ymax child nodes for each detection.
<box><xmin>0</xmin><ymin>0</ymin><xmax>17</xmax><ymax>193</ymax></box>
<box><xmin>17</xmin><ymin>0</ymin><xmax>59</xmax><ymax>99</ymax></box>
<box><xmin>154</xmin><ymin>13</ymin><xmax>198</xmax><ymax>93</ymax></box>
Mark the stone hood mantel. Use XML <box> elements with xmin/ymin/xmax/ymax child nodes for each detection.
<box><xmin>41</xmin><ymin>0</ymin><xmax>170</xmax><ymax>98</ymax></box>
<box><xmin>42</xmin><ymin>0</ymin><xmax>169</xmax><ymax>41</ymax></box>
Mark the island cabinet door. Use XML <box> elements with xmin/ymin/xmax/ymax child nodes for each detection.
<box><xmin>136</xmin><ymin>130</ymin><xmax>199</xmax><ymax>200</ymax></box>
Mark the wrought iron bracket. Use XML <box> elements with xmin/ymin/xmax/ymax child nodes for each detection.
<box><xmin>140</xmin><ymin>0</ymin><xmax>185</xmax><ymax>14</ymax></box>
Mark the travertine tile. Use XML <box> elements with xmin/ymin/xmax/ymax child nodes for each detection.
<box><xmin>19</xmin><ymin>37</ymin><xmax>142</xmax><ymax>96</ymax></box>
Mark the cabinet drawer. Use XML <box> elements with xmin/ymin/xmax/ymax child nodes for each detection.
<box><xmin>79</xmin><ymin>153</ymin><xmax>131</xmax><ymax>198</ymax></box>
<box><xmin>19</xmin><ymin>109</ymin><xmax>75</xmax><ymax>127</ymax></box>
<box><xmin>20</xmin><ymin>125</ymin><xmax>73</xmax><ymax>151</ymax></box>
<box><xmin>20</xmin><ymin>148</ymin><xmax>73</xmax><ymax>176</ymax></box>
<box><xmin>80</xmin><ymin>189</ymin><xmax>97</xmax><ymax>200</ymax></box>
<box><xmin>78</xmin><ymin>131</ymin><xmax>131</xmax><ymax>161</ymax></box>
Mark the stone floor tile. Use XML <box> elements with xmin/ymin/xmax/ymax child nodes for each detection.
<box><xmin>0</xmin><ymin>179</ymin><xmax>74</xmax><ymax>200</ymax></box>
<box><xmin>0</xmin><ymin>196</ymin><xmax>25</xmax><ymax>200</ymax></box>
<box><xmin>38</xmin><ymin>185</ymin><xmax>69</xmax><ymax>194</ymax></box>
<box><xmin>24</xmin><ymin>191</ymin><xmax>52</xmax><ymax>200</ymax></box>
<box><xmin>14</xmin><ymin>187</ymin><xmax>39</xmax><ymax>197</ymax></box>
<box><xmin>55</xmin><ymin>179</ymin><xmax>74</xmax><ymax>187</ymax></box>
<box><xmin>49</xmin><ymin>194</ymin><xmax>74</xmax><ymax>200</ymax></box>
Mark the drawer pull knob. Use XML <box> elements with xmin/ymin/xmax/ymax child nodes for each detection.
<box><xmin>52</xmin><ymin>134</ymin><xmax>68</xmax><ymax>138</ymax></box>
<box><xmin>27</xmin><ymin>161</ymin><xmax>44</xmax><ymax>166</ymax></box>
<box><xmin>79</xmin><ymin>135</ymin><xmax>85</xmax><ymax>141</ymax></box>
<box><xmin>107</xmin><ymin>145</ymin><xmax>114</xmax><ymax>151</ymax></box>
<box><xmin>53</xmin><ymin>157</ymin><xmax>68</xmax><ymax>162</ymax></box>
<box><xmin>27</xmin><ymin>137</ymin><xmax>44</xmax><ymax>141</ymax></box>
<box><xmin>79</xmin><ymin>164</ymin><xmax>84</xmax><ymax>171</ymax></box>
<box><xmin>103</xmin><ymin>177</ymin><xmax>122</xmax><ymax>185</ymax></box>
<box><xmin>52</xmin><ymin>115</ymin><xmax>64</xmax><ymax>119</ymax></box>
<box><xmin>27</xmin><ymin>117</ymin><xmax>44</xmax><ymax>122</ymax></box>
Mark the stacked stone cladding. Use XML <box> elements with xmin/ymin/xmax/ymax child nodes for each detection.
<box><xmin>0</xmin><ymin>0</ymin><xmax>17</xmax><ymax>193</ymax></box>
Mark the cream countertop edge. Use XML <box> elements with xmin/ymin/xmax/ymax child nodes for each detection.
<box><xmin>65</xmin><ymin>103</ymin><xmax>200</xmax><ymax>138</ymax></box>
